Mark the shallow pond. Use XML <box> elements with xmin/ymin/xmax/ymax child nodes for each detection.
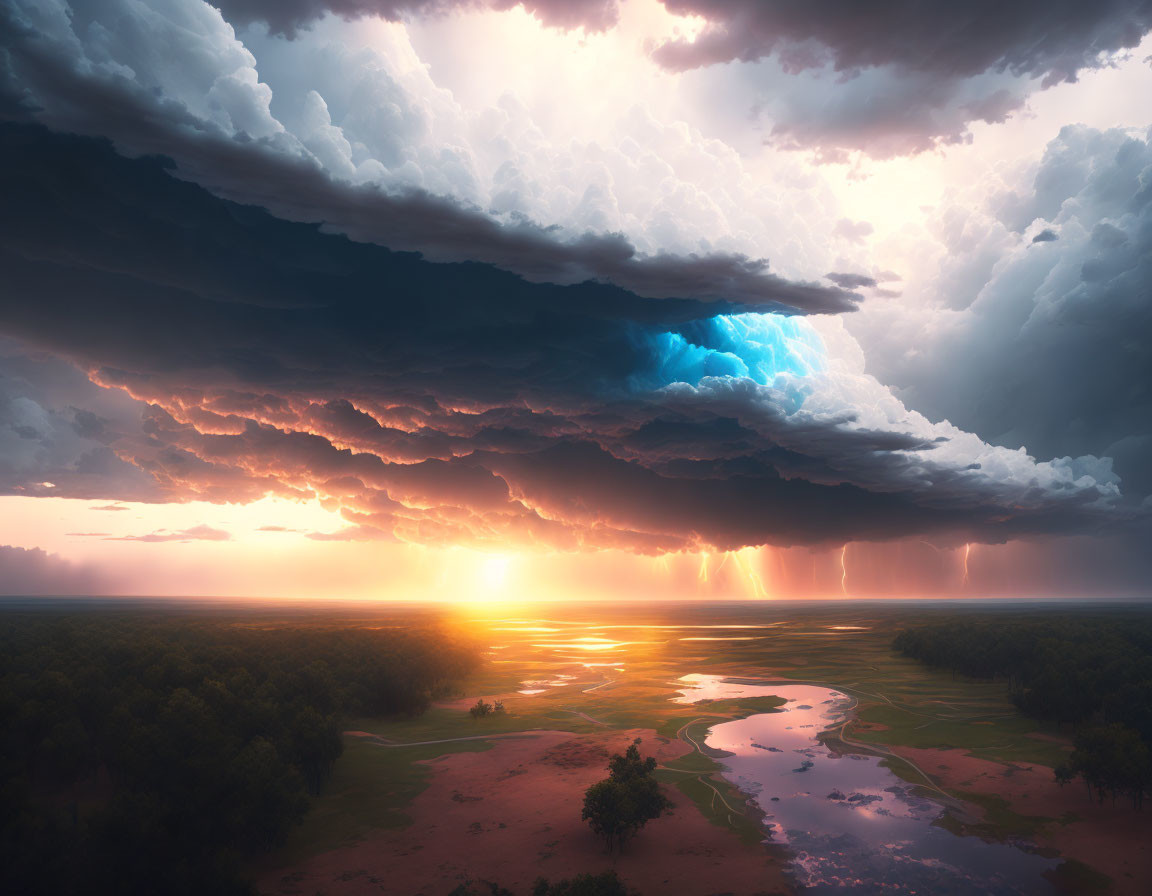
<box><xmin>675</xmin><ymin>675</ymin><xmax>1057</xmax><ymax>894</ymax></box>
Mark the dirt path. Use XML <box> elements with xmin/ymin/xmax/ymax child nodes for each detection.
<box><xmin>661</xmin><ymin>718</ymin><xmax>749</xmax><ymax>826</ymax></box>
<box><xmin>557</xmin><ymin>709</ymin><xmax>608</xmax><ymax>726</ymax></box>
<box><xmin>818</xmin><ymin>710</ymin><xmax>969</xmax><ymax>811</ymax></box>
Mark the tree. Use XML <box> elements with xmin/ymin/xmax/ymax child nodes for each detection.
<box><xmin>1063</xmin><ymin>723</ymin><xmax>1151</xmax><ymax>808</ymax></box>
<box><xmin>581</xmin><ymin>743</ymin><xmax>669</xmax><ymax>852</ymax></box>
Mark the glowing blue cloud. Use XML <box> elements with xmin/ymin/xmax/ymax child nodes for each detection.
<box><xmin>644</xmin><ymin>313</ymin><xmax>826</xmax><ymax>389</ymax></box>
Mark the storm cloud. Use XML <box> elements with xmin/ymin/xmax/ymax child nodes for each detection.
<box><xmin>0</xmin><ymin>0</ymin><xmax>1145</xmax><ymax>572</ymax></box>
<box><xmin>0</xmin><ymin>123</ymin><xmax>1128</xmax><ymax>553</ymax></box>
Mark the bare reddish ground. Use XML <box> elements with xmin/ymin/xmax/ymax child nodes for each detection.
<box><xmin>258</xmin><ymin>729</ymin><xmax>790</xmax><ymax>896</ymax></box>
<box><xmin>892</xmin><ymin>746</ymin><xmax>1152</xmax><ymax>895</ymax></box>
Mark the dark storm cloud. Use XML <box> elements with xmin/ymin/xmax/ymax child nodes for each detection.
<box><xmin>1031</xmin><ymin>228</ymin><xmax>1059</xmax><ymax>243</ymax></box>
<box><xmin>653</xmin><ymin>1</ymin><xmax>1152</xmax><ymax>81</ymax></box>
<box><xmin>0</xmin><ymin>1</ymin><xmax>852</xmax><ymax>315</ymax></box>
<box><xmin>211</xmin><ymin>0</ymin><xmax>619</xmax><ymax>38</ymax></box>
<box><xmin>0</xmin><ymin>123</ymin><xmax>1129</xmax><ymax>552</ymax></box>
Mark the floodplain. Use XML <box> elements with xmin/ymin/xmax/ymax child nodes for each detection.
<box><xmin>256</xmin><ymin>599</ymin><xmax>1152</xmax><ymax>895</ymax></box>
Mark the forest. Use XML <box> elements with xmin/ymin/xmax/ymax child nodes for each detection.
<box><xmin>893</xmin><ymin>614</ymin><xmax>1152</xmax><ymax>808</ymax></box>
<box><xmin>0</xmin><ymin>607</ymin><xmax>479</xmax><ymax>895</ymax></box>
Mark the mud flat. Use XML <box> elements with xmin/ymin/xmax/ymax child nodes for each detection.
<box><xmin>891</xmin><ymin>745</ymin><xmax>1152</xmax><ymax>895</ymax></box>
<box><xmin>257</xmin><ymin>728</ymin><xmax>791</xmax><ymax>896</ymax></box>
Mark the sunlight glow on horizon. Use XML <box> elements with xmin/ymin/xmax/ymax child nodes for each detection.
<box><xmin>0</xmin><ymin>494</ymin><xmax>1125</xmax><ymax>601</ymax></box>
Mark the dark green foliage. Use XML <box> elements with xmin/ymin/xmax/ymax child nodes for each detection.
<box><xmin>0</xmin><ymin>611</ymin><xmax>478</xmax><ymax>895</ymax></box>
<box><xmin>894</xmin><ymin>617</ymin><xmax>1152</xmax><ymax>808</ymax></box>
<box><xmin>469</xmin><ymin>698</ymin><xmax>505</xmax><ymax>718</ymax></box>
<box><xmin>1057</xmin><ymin>723</ymin><xmax>1150</xmax><ymax>808</ymax></box>
<box><xmin>532</xmin><ymin>870</ymin><xmax>630</xmax><ymax>895</ymax></box>
<box><xmin>581</xmin><ymin>742</ymin><xmax>670</xmax><ymax>852</ymax></box>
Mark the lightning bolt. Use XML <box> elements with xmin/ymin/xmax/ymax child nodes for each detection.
<box><xmin>962</xmin><ymin>543</ymin><xmax>971</xmax><ymax>587</ymax></box>
<box><xmin>840</xmin><ymin>543</ymin><xmax>849</xmax><ymax>596</ymax></box>
<box><xmin>698</xmin><ymin>552</ymin><xmax>709</xmax><ymax>584</ymax></box>
<box><xmin>732</xmin><ymin>548</ymin><xmax>768</xmax><ymax>599</ymax></box>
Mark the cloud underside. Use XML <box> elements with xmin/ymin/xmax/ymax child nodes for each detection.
<box><xmin>211</xmin><ymin>0</ymin><xmax>622</xmax><ymax>38</ymax></box>
<box><xmin>0</xmin><ymin>123</ymin><xmax>1126</xmax><ymax>553</ymax></box>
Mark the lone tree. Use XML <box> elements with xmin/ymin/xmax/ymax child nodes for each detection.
<box><xmin>582</xmin><ymin>741</ymin><xmax>669</xmax><ymax>852</ymax></box>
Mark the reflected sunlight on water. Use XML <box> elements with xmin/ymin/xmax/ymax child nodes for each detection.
<box><xmin>679</xmin><ymin>636</ymin><xmax>764</xmax><ymax>641</ymax></box>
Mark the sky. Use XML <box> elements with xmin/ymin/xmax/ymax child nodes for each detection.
<box><xmin>1</xmin><ymin>0</ymin><xmax>1151</xmax><ymax>600</ymax></box>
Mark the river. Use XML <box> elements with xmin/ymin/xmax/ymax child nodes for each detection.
<box><xmin>675</xmin><ymin>675</ymin><xmax>1058</xmax><ymax>894</ymax></box>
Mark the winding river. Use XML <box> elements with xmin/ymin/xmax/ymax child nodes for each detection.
<box><xmin>675</xmin><ymin>675</ymin><xmax>1058</xmax><ymax>894</ymax></box>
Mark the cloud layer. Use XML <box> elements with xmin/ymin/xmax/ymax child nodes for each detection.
<box><xmin>0</xmin><ymin>122</ymin><xmax>1128</xmax><ymax>554</ymax></box>
<box><xmin>205</xmin><ymin>0</ymin><xmax>1152</xmax><ymax>159</ymax></box>
<box><xmin>852</xmin><ymin>124</ymin><xmax>1152</xmax><ymax>499</ymax></box>
<box><xmin>0</xmin><ymin>0</ymin><xmax>1145</xmax><ymax>571</ymax></box>
<box><xmin>0</xmin><ymin>0</ymin><xmax>854</xmax><ymax>312</ymax></box>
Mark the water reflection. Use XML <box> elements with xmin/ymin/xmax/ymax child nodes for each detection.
<box><xmin>672</xmin><ymin>673</ymin><xmax>789</xmax><ymax>703</ymax></box>
<box><xmin>676</xmin><ymin>676</ymin><xmax>1056</xmax><ymax>894</ymax></box>
<box><xmin>529</xmin><ymin>640</ymin><xmax>637</xmax><ymax>651</ymax></box>
<box><xmin>679</xmin><ymin>636</ymin><xmax>764</xmax><ymax>641</ymax></box>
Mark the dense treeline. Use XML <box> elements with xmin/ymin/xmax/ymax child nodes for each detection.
<box><xmin>893</xmin><ymin>616</ymin><xmax>1152</xmax><ymax>808</ymax></box>
<box><xmin>0</xmin><ymin>612</ymin><xmax>478</xmax><ymax>895</ymax></box>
